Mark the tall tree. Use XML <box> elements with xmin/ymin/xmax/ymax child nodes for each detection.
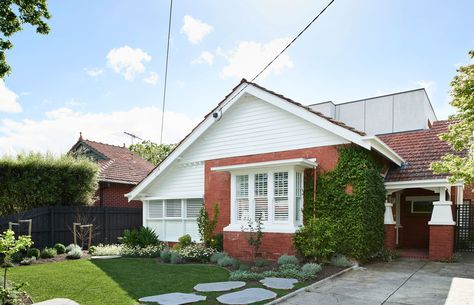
<box><xmin>432</xmin><ymin>50</ymin><xmax>474</xmax><ymax>184</ymax></box>
<box><xmin>0</xmin><ymin>0</ymin><xmax>51</xmax><ymax>78</ymax></box>
<box><xmin>129</xmin><ymin>140</ymin><xmax>176</xmax><ymax>165</ymax></box>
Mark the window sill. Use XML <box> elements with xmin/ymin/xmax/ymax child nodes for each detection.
<box><xmin>223</xmin><ymin>224</ymin><xmax>300</xmax><ymax>234</ymax></box>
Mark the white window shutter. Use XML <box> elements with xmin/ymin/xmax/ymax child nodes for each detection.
<box><xmin>274</xmin><ymin>172</ymin><xmax>289</xmax><ymax>221</ymax></box>
<box><xmin>165</xmin><ymin>199</ymin><xmax>182</xmax><ymax>217</ymax></box>
<box><xmin>149</xmin><ymin>200</ymin><xmax>163</xmax><ymax>218</ymax></box>
<box><xmin>255</xmin><ymin>173</ymin><xmax>268</xmax><ymax>221</ymax></box>
<box><xmin>186</xmin><ymin>199</ymin><xmax>203</xmax><ymax>218</ymax></box>
<box><xmin>236</xmin><ymin>175</ymin><xmax>249</xmax><ymax>221</ymax></box>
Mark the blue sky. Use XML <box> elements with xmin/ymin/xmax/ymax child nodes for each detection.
<box><xmin>0</xmin><ymin>0</ymin><xmax>473</xmax><ymax>154</ymax></box>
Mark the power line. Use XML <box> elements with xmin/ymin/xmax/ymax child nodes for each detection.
<box><xmin>159</xmin><ymin>0</ymin><xmax>174</xmax><ymax>145</ymax></box>
<box><xmin>219</xmin><ymin>0</ymin><xmax>335</xmax><ymax>111</ymax></box>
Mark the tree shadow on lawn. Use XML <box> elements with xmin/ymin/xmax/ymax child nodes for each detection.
<box><xmin>91</xmin><ymin>258</ymin><xmax>230</xmax><ymax>304</ymax></box>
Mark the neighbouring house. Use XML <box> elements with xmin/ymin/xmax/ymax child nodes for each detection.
<box><xmin>127</xmin><ymin>79</ymin><xmax>469</xmax><ymax>260</ymax></box>
<box><xmin>70</xmin><ymin>134</ymin><xmax>155</xmax><ymax>208</ymax></box>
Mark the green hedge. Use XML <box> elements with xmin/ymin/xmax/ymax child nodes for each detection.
<box><xmin>0</xmin><ymin>153</ymin><xmax>99</xmax><ymax>215</ymax></box>
<box><xmin>301</xmin><ymin>145</ymin><xmax>386</xmax><ymax>260</ymax></box>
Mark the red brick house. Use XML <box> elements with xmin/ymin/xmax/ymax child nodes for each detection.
<box><xmin>127</xmin><ymin>79</ymin><xmax>466</xmax><ymax>260</ymax></box>
<box><xmin>70</xmin><ymin>135</ymin><xmax>154</xmax><ymax>208</ymax></box>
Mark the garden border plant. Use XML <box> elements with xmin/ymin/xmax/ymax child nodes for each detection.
<box><xmin>296</xmin><ymin>145</ymin><xmax>386</xmax><ymax>261</ymax></box>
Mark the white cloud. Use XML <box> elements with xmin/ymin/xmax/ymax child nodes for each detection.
<box><xmin>106</xmin><ymin>46</ymin><xmax>151</xmax><ymax>80</ymax></box>
<box><xmin>192</xmin><ymin>51</ymin><xmax>214</xmax><ymax>65</ymax></box>
<box><xmin>180</xmin><ymin>15</ymin><xmax>213</xmax><ymax>44</ymax></box>
<box><xmin>143</xmin><ymin>71</ymin><xmax>159</xmax><ymax>86</ymax></box>
<box><xmin>415</xmin><ymin>80</ymin><xmax>436</xmax><ymax>97</ymax></box>
<box><xmin>0</xmin><ymin>80</ymin><xmax>22</xmax><ymax>113</ymax></box>
<box><xmin>84</xmin><ymin>67</ymin><xmax>104</xmax><ymax>77</ymax></box>
<box><xmin>0</xmin><ymin>106</ymin><xmax>200</xmax><ymax>155</ymax></box>
<box><xmin>65</xmin><ymin>98</ymin><xmax>85</xmax><ymax>107</ymax></box>
<box><xmin>219</xmin><ymin>38</ymin><xmax>294</xmax><ymax>80</ymax></box>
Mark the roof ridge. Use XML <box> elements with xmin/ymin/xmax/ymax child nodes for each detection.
<box><xmin>245</xmin><ymin>80</ymin><xmax>366</xmax><ymax>136</ymax></box>
<box><xmin>83</xmin><ymin>138</ymin><xmax>128</xmax><ymax>149</ymax></box>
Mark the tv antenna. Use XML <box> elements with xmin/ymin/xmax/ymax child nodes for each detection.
<box><xmin>123</xmin><ymin>132</ymin><xmax>143</xmax><ymax>145</ymax></box>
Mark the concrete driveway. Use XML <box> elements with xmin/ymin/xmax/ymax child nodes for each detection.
<box><xmin>279</xmin><ymin>256</ymin><xmax>474</xmax><ymax>305</ymax></box>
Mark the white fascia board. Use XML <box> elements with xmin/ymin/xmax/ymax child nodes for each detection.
<box><xmin>211</xmin><ymin>158</ymin><xmax>317</xmax><ymax>172</ymax></box>
<box><xmin>385</xmin><ymin>179</ymin><xmax>463</xmax><ymax>191</ymax></box>
<box><xmin>362</xmin><ymin>136</ymin><xmax>405</xmax><ymax>166</ymax></box>
<box><xmin>244</xmin><ymin>85</ymin><xmax>371</xmax><ymax>150</ymax></box>
<box><xmin>127</xmin><ymin>83</ymin><xmax>249</xmax><ymax>201</ymax></box>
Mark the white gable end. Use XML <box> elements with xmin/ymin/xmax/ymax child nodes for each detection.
<box><xmin>180</xmin><ymin>94</ymin><xmax>349</xmax><ymax>163</ymax></box>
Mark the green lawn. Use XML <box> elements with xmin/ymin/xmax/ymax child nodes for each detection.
<box><xmin>9</xmin><ymin>258</ymin><xmax>300</xmax><ymax>305</ymax></box>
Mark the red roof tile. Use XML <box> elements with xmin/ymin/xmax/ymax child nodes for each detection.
<box><xmin>379</xmin><ymin>120</ymin><xmax>464</xmax><ymax>182</ymax></box>
<box><xmin>78</xmin><ymin>139</ymin><xmax>154</xmax><ymax>185</ymax></box>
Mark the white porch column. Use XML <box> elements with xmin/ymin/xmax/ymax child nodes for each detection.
<box><xmin>428</xmin><ymin>187</ymin><xmax>455</xmax><ymax>225</ymax></box>
<box><xmin>384</xmin><ymin>202</ymin><xmax>396</xmax><ymax>225</ymax></box>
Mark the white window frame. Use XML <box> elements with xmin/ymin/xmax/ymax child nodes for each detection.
<box><xmin>227</xmin><ymin>166</ymin><xmax>305</xmax><ymax>233</ymax></box>
<box><xmin>406</xmin><ymin>196</ymin><xmax>438</xmax><ymax>214</ymax></box>
<box><xmin>146</xmin><ymin>198</ymin><xmax>204</xmax><ymax>220</ymax></box>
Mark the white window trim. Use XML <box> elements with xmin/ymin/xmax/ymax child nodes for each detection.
<box><xmin>146</xmin><ymin>199</ymin><xmax>204</xmax><ymax>220</ymax></box>
<box><xmin>224</xmin><ymin>165</ymin><xmax>306</xmax><ymax>233</ymax></box>
<box><xmin>406</xmin><ymin>196</ymin><xmax>438</xmax><ymax>214</ymax></box>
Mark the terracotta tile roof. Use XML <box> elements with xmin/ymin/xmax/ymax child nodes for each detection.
<box><xmin>80</xmin><ymin>139</ymin><xmax>154</xmax><ymax>185</ymax></box>
<box><xmin>379</xmin><ymin>120</ymin><xmax>464</xmax><ymax>182</ymax></box>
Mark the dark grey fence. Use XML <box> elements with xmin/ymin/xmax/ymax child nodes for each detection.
<box><xmin>0</xmin><ymin>206</ymin><xmax>142</xmax><ymax>249</ymax></box>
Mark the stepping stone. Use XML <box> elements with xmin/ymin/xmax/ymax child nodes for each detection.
<box><xmin>194</xmin><ymin>281</ymin><xmax>246</xmax><ymax>292</ymax></box>
<box><xmin>90</xmin><ymin>255</ymin><xmax>121</xmax><ymax>259</ymax></box>
<box><xmin>33</xmin><ymin>299</ymin><xmax>79</xmax><ymax>305</ymax></box>
<box><xmin>216</xmin><ymin>288</ymin><xmax>277</xmax><ymax>304</ymax></box>
<box><xmin>138</xmin><ymin>292</ymin><xmax>206</xmax><ymax>305</ymax></box>
<box><xmin>260</xmin><ymin>277</ymin><xmax>298</xmax><ymax>289</ymax></box>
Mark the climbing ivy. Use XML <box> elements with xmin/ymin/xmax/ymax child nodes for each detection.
<box><xmin>300</xmin><ymin>145</ymin><xmax>386</xmax><ymax>261</ymax></box>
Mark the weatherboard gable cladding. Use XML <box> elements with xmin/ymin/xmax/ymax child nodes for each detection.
<box><xmin>140</xmin><ymin>94</ymin><xmax>349</xmax><ymax>198</ymax></box>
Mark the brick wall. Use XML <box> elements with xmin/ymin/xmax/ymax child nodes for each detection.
<box><xmin>95</xmin><ymin>182</ymin><xmax>142</xmax><ymax>209</ymax></box>
<box><xmin>429</xmin><ymin>225</ymin><xmax>454</xmax><ymax>260</ymax></box>
<box><xmin>224</xmin><ymin>231</ymin><xmax>295</xmax><ymax>261</ymax></box>
<box><xmin>384</xmin><ymin>224</ymin><xmax>396</xmax><ymax>250</ymax></box>
<box><xmin>204</xmin><ymin>145</ymin><xmax>341</xmax><ymax>233</ymax></box>
<box><xmin>205</xmin><ymin>145</ymin><xmax>341</xmax><ymax>258</ymax></box>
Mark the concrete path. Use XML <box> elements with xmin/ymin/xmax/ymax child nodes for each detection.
<box><xmin>278</xmin><ymin>256</ymin><xmax>474</xmax><ymax>305</ymax></box>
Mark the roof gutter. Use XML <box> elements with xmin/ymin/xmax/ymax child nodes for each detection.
<box><xmin>362</xmin><ymin>136</ymin><xmax>405</xmax><ymax>166</ymax></box>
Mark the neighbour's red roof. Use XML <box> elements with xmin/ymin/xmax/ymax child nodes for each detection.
<box><xmin>379</xmin><ymin>120</ymin><xmax>463</xmax><ymax>182</ymax></box>
<box><xmin>77</xmin><ymin>139</ymin><xmax>154</xmax><ymax>185</ymax></box>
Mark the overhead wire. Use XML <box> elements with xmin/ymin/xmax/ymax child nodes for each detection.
<box><xmin>159</xmin><ymin>0</ymin><xmax>174</xmax><ymax>145</ymax></box>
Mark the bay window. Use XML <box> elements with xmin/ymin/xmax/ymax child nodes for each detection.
<box><xmin>212</xmin><ymin>158</ymin><xmax>315</xmax><ymax>233</ymax></box>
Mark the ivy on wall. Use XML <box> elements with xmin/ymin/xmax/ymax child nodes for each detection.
<box><xmin>302</xmin><ymin>145</ymin><xmax>386</xmax><ymax>260</ymax></box>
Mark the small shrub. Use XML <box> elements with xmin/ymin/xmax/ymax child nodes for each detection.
<box><xmin>66</xmin><ymin>248</ymin><xmax>83</xmax><ymax>259</ymax></box>
<box><xmin>278</xmin><ymin>264</ymin><xmax>302</xmax><ymax>279</ymax></box>
<box><xmin>197</xmin><ymin>204</ymin><xmax>220</xmax><ymax>246</ymax></box>
<box><xmin>217</xmin><ymin>255</ymin><xmax>237</xmax><ymax>267</ymax></box>
<box><xmin>294</xmin><ymin>217</ymin><xmax>337</xmax><ymax>261</ymax></box>
<box><xmin>0</xmin><ymin>282</ymin><xmax>29</xmax><ymax>305</ymax></box>
<box><xmin>20</xmin><ymin>257</ymin><xmax>36</xmax><ymax>265</ymax></box>
<box><xmin>160</xmin><ymin>250</ymin><xmax>171</xmax><ymax>263</ymax></box>
<box><xmin>331</xmin><ymin>254</ymin><xmax>352</xmax><ymax>268</ymax></box>
<box><xmin>278</xmin><ymin>254</ymin><xmax>299</xmax><ymax>266</ymax></box>
<box><xmin>210</xmin><ymin>233</ymin><xmax>223</xmax><ymax>251</ymax></box>
<box><xmin>122</xmin><ymin>227</ymin><xmax>159</xmax><ymax>248</ymax></box>
<box><xmin>178</xmin><ymin>234</ymin><xmax>192</xmax><ymax>247</ymax></box>
<box><xmin>11</xmin><ymin>252</ymin><xmax>23</xmax><ymax>263</ymax></box>
<box><xmin>255</xmin><ymin>258</ymin><xmax>269</xmax><ymax>268</ymax></box>
<box><xmin>26</xmin><ymin>248</ymin><xmax>40</xmax><ymax>259</ymax></box>
<box><xmin>372</xmin><ymin>249</ymin><xmax>400</xmax><ymax>262</ymax></box>
<box><xmin>170</xmin><ymin>252</ymin><xmax>183</xmax><ymax>264</ymax></box>
<box><xmin>301</xmin><ymin>263</ymin><xmax>322</xmax><ymax>275</ymax></box>
<box><xmin>65</xmin><ymin>244</ymin><xmax>82</xmax><ymax>253</ymax></box>
<box><xmin>210</xmin><ymin>252</ymin><xmax>227</xmax><ymax>264</ymax></box>
<box><xmin>54</xmin><ymin>243</ymin><xmax>66</xmax><ymax>254</ymax></box>
<box><xmin>228</xmin><ymin>270</ymin><xmax>264</xmax><ymax>281</ymax></box>
<box><xmin>40</xmin><ymin>247</ymin><xmax>57</xmax><ymax>259</ymax></box>
<box><xmin>120</xmin><ymin>245</ymin><xmax>163</xmax><ymax>258</ymax></box>
<box><xmin>178</xmin><ymin>244</ymin><xmax>215</xmax><ymax>262</ymax></box>
<box><xmin>89</xmin><ymin>244</ymin><xmax>122</xmax><ymax>256</ymax></box>
<box><xmin>239</xmin><ymin>263</ymin><xmax>250</xmax><ymax>271</ymax></box>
